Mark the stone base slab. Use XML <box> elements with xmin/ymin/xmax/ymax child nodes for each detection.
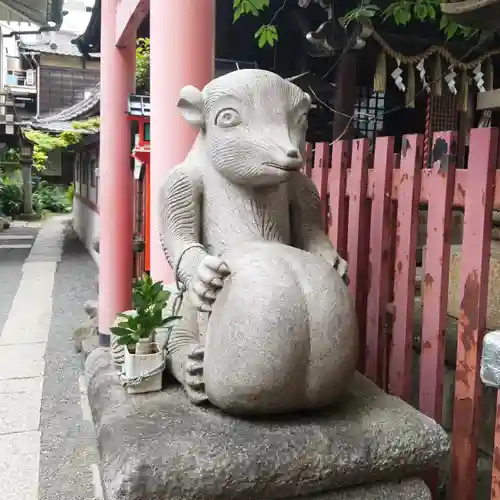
<box><xmin>289</xmin><ymin>479</ymin><xmax>430</xmax><ymax>499</ymax></box>
<box><xmin>86</xmin><ymin>349</ymin><xmax>448</xmax><ymax>500</ymax></box>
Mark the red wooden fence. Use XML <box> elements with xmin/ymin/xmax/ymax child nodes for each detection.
<box><xmin>306</xmin><ymin>128</ymin><xmax>500</xmax><ymax>500</ymax></box>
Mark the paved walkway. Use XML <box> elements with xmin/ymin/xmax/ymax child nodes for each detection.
<box><xmin>0</xmin><ymin>216</ymin><xmax>100</xmax><ymax>500</ymax></box>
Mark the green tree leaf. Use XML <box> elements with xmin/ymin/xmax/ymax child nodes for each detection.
<box><xmin>116</xmin><ymin>336</ymin><xmax>134</xmax><ymax>346</ymax></box>
<box><xmin>110</xmin><ymin>326</ymin><xmax>134</xmax><ymax>337</ymax></box>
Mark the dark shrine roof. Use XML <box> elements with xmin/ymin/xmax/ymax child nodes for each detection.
<box><xmin>22</xmin><ymin>83</ymin><xmax>100</xmax><ymax>134</ymax></box>
<box><xmin>19</xmin><ymin>30</ymin><xmax>92</xmax><ymax>58</ymax></box>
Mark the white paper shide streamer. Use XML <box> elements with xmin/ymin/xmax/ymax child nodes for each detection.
<box><xmin>473</xmin><ymin>63</ymin><xmax>486</xmax><ymax>93</ymax></box>
<box><xmin>444</xmin><ymin>66</ymin><xmax>457</xmax><ymax>95</ymax></box>
<box><xmin>416</xmin><ymin>59</ymin><xmax>431</xmax><ymax>94</ymax></box>
<box><xmin>391</xmin><ymin>59</ymin><xmax>405</xmax><ymax>92</ymax></box>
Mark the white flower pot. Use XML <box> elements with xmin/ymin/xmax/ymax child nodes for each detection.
<box><xmin>123</xmin><ymin>341</ymin><xmax>164</xmax><ymax>394</ymax></box>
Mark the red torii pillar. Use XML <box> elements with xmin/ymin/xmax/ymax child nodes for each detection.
<box><xmin>98</xmin><ymin>0</ymin><xmax>137</xmax><ymax>346</ymax></box>
<box><xmin>149</xmin><ymin>0</ymin><xmax>215</xmax><ymax>283</ymax></box>
<box><xmin>98</xmin><ymin>0</ymin><xmax>215</xmax><ymax>345</ymax></box>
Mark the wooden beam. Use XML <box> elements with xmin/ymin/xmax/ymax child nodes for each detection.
<box><xmin>115</xmin><ymin>0</ymin><xmax>149</xmax><ymax>48</ymax></box>
<box><xmin>476</xmin><ymin>89</ymin><xmax>500</xmax><ymax>111</ymax></box>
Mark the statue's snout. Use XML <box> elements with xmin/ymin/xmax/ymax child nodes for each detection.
<box><xmin>277</xmin><ymin>146</ymin><xmax>303</xmax><ymax>170</ymax></box>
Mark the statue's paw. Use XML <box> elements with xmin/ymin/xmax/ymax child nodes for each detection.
<box><xmin>190</xmin><ymin>255</ymin><xmax>230</xmax><ymax>312</ymax></box>
<box><xmin>185</xmin><ymin>346</ymin><xmax>207</xmax><ymax>404</ymax></box>
<box><xmin>334</xmin><ymin>256</ymin><xmax>349</xmax><ymax>286</ymax></box>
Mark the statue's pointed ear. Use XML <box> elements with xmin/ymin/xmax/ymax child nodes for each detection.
<box><xmin>304</xmin><ymin>92</ymin><xmax>312</xmax><ymax>109</ymax></box>
<box><xmin>177</xmin><ymin>86</ymin><xmax>205</xmax><ymax>128</ymax></box>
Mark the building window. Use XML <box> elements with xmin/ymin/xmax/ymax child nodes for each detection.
<box><xmin>143</xmin><ymin>122</ymin><xmax>150</xmax><ymax>142</ymax></box>
<box><xmin>354</xmin><ymin>88</ymin><xmax>385</xmax><ymax>140</ymax></box>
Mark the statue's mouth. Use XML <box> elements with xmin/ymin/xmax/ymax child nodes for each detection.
<box><xmin>263</xmin><ymin>162</ymin><xmax>302</xmax><ymax>172</ymax></box>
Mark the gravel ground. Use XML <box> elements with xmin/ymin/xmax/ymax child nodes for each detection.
<box><xmin>38</xmin><ymin>225</ymin><xmax>100</xmax><ymax>500</ymax></box>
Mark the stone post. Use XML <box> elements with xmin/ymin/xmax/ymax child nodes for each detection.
<box><xmin>20</xmin><ymin>143</ymin><xmax>33</xmax><ymax>216</ymax></box>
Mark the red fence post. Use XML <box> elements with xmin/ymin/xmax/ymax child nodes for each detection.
<box><xmin>329</xmin><ymin>141</ymin><xmax>349</xmax><ymax>259</ymax></box>
<box><xmin>419</xmin><ymin>131</ymin><xmax>457</xmax><ymax>423</ymax></box>
<box><xmin>389</xmin><ymin>135</ymin><xmax>423</xmax><ymax>402</ymax></box>
<box><xmin>450</xmin><ymin>127</ymin><xmax>498</xmax><ymax>500</ymax></box>
<box><xmin>366</xmin><ymin>137</ymin><xmax>395</xmax><ymax>387</ymax></box>
<box><xmin>311</xmin><ymin>142</ymin><xmax>330</xmax><ymax>232</ymax></box>
<box><xmin>347</xmin><ymin>139</ymin><xmax>371</xmax><ymax>373</ymax></box>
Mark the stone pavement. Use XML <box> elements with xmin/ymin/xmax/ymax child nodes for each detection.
<box><xmin>0</xmin><ymin>215</ymin><xmax>101</xmax><ymax>500</ymax></box>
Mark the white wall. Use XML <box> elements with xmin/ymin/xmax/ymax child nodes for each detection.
<box><xmin>72</xmin><ymin>195</ymin><xmax>99</xmax><ymax>265</ymax></box>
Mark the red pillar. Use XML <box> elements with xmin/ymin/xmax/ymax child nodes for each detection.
<box><xmin>98</xmin><ymin>0</ymin><xmax>136</xmax><ymax>345</ymax></box>
<box><xmin>149</xmin><ymin>0</ymin><xmax>215</xmax><ymax>283</ymax></box>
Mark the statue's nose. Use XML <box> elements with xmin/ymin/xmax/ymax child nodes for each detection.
<box><xmin>286</xmin><ymin>148</ymin><xmax>300</xmax><ymax>159</ymax></box>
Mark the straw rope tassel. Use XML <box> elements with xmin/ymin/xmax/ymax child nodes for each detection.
<box><xmin>432</xmin><ymin>54</ymin><xmax>442</xmax><ymax>96</ymax></box>
<box><xmin>405</xmin><ymin>63</ymin><xmax>415</xmax><ymax>108</ymax></box>
<box><xmin>458</xmin><ymin>71</ymin><xmax>469</xmax><ymax>112</ymax></box>
<box><xmin>373</xmin><ymin>50</ymin><xmax>387</xmax><ymax>93</ymax></box>
<box><xmin>485</xmin><ymin>57</ymin><xmax>494</xmax><ymax>90</ymax></box>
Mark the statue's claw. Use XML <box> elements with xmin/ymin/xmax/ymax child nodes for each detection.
<box><xmin>185</xmin><ymin>346</ymin><xmax>208</xmax><ymax>404</ymax></box>
<box><xmin>335</xmin><ymin>257</ymin><xmax>349</xmax><ymax>286</ymax></box>
<box><xmin>190</xmin><ymin>255</ymin><xmax>230</xmax><ymax>312</ymax></box>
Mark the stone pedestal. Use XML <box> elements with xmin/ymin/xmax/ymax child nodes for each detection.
<box><xmin>86</xmin><ymin>349</ymin><xmax>449</xmax><ymax>500</ymax></box>
<box><xmin>448</xmin><ymin>242</ymin><xmax>500</xmax><ymax>329</ymax></box>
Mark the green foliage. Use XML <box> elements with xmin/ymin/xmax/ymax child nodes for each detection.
<box><xmin>110</xmin><ymin>274</ymin><xmax>181</xmax><ymax>347</ymax></box>
<box><xmin>136</xmin><ymin>37</ymin><xmax>150</xmax><ymax>94</ymax></box>
<box><xmin>341</xmin><ymin>0</ymin><xmax>481</xmax><ymax>40</ymax></box>
<box><xmin>234</xmin><ymin>0</ymin><xmax>270</xmax><ymax>20</ymax></box>
<box><xmin>66</xmin><ymin>182</ymin><xmax>75</xmax><ymax>204</ymax></box>
<box><xmin>0</xmin><ymin>171</ymin><xmax>23</xmax><ymax>216</ymax></box>
<box><xmin>32</xmin><ymin>181</ymin><xmax>72</xmax><ymax>214</ymax></box>
<box><xmin>233</xmin><ymin>0</ymin><xmax>279</xmax><ymax>47</ymax></box>
<box><xmin>233</xmin><ymin>0</ymin><xmax>481</xmax><ymax>46</ymax></box>
<box><xmin>255</xmin><ymin>24</ymin><xmax>279</xmax><ymax>47</ymax></box>
<box><xmin>0</xmin><ymin>172</ymin><xmax>72</xmax><ymax>217</ymax></box>
<box><xmin>24</xmin><ymin>117</ymin><xmax>100</xmax><ymax>171</ymax></box>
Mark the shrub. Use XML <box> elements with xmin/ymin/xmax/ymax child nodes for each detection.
<box><xmin>66</xmin><ymin>183</ymin><xmax>75</xmax><ymax>204</ymax></box>
<box><xmin>0</xmin><ymin>172</ymin><xmax>23</xmax><ymax>216</ymax></box>
<box><xmin>0</xmin><ymin>171</ymin><xmax>72</xmax><ymax>217</ymax></box>
<box><xmin>32</xmin><ymin>181</ymin><xmax>72</xmax><ymax>214</ymax></box>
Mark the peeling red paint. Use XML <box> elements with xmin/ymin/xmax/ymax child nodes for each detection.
<box><xmin>390</xmin><ymin>135</ymin><xmax>423</xmax><ymax>403</ymax></box>
<box><xmin>424</xmin><ymin>272</ymin><xmax>434</xmax><ymax>288</ymax></box>
<box><xmin>459</xmin><ymin>271</ymin><xmax>480</xmax><ymax>351</ymax></box>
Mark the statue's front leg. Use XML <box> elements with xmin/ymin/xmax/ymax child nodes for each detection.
<box><xmin>289</xmin><ymin>173</ymin><xmax>349</xmax><ymax>285</ymax></box>
<box><xmin>162</xmin><ymin>298</ymin><xmax>208</xmax><ymax>405</ymax></box>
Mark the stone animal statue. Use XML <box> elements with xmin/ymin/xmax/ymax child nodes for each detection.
<box><xmin>159</xmin><ymin>69</ymin><xmax>358</xmax><ymax>415</ymax></box>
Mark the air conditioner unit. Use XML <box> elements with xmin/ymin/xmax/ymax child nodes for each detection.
<box><xmin>25</xmin><ymin>70</ymin><xmax>35</xmax><ymax>86</ymax></box>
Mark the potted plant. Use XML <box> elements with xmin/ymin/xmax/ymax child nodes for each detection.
<box><xmin>110</xmin><ymin>274</ymin><xmax>180</xmax><ymax>394</ymax></box>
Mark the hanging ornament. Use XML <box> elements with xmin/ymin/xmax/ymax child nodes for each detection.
<box><xmin>473</xmin><ymin>63</ymin><xmax>485</xmax><ymax>93</ymax></box>
<box><xmin>444</xmin><ymin>66</ymin><xmax>457</xmax><ymax>95</ymax></box>
<box><xmin>432</xmin><ymin>54</ymin><xmax>443</xmax><ymax>96</ymax></box>
<box><xmin>405</xmin><ymin>63</ymin><xmax>415</xmax><ymax>108</ymax></box>
<box><xmin>391</xmin><ymin>59</ymin><xmax>405</xmax><ymax>92</ymax></box>
<box><xmin>373</xmin><ymin>50</ymin><xmax>387</xmax><ymax>93</ymax></box>
<box><xmin>416</xmin><ymin>59</ymin><xmax>431</xmax><ymax>94</ymax></box>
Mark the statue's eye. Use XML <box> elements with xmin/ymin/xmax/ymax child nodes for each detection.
<box><xmin>215</xmin><ymin>108</ymin><xmax>241</xmax><ymax>128</ymax></box>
